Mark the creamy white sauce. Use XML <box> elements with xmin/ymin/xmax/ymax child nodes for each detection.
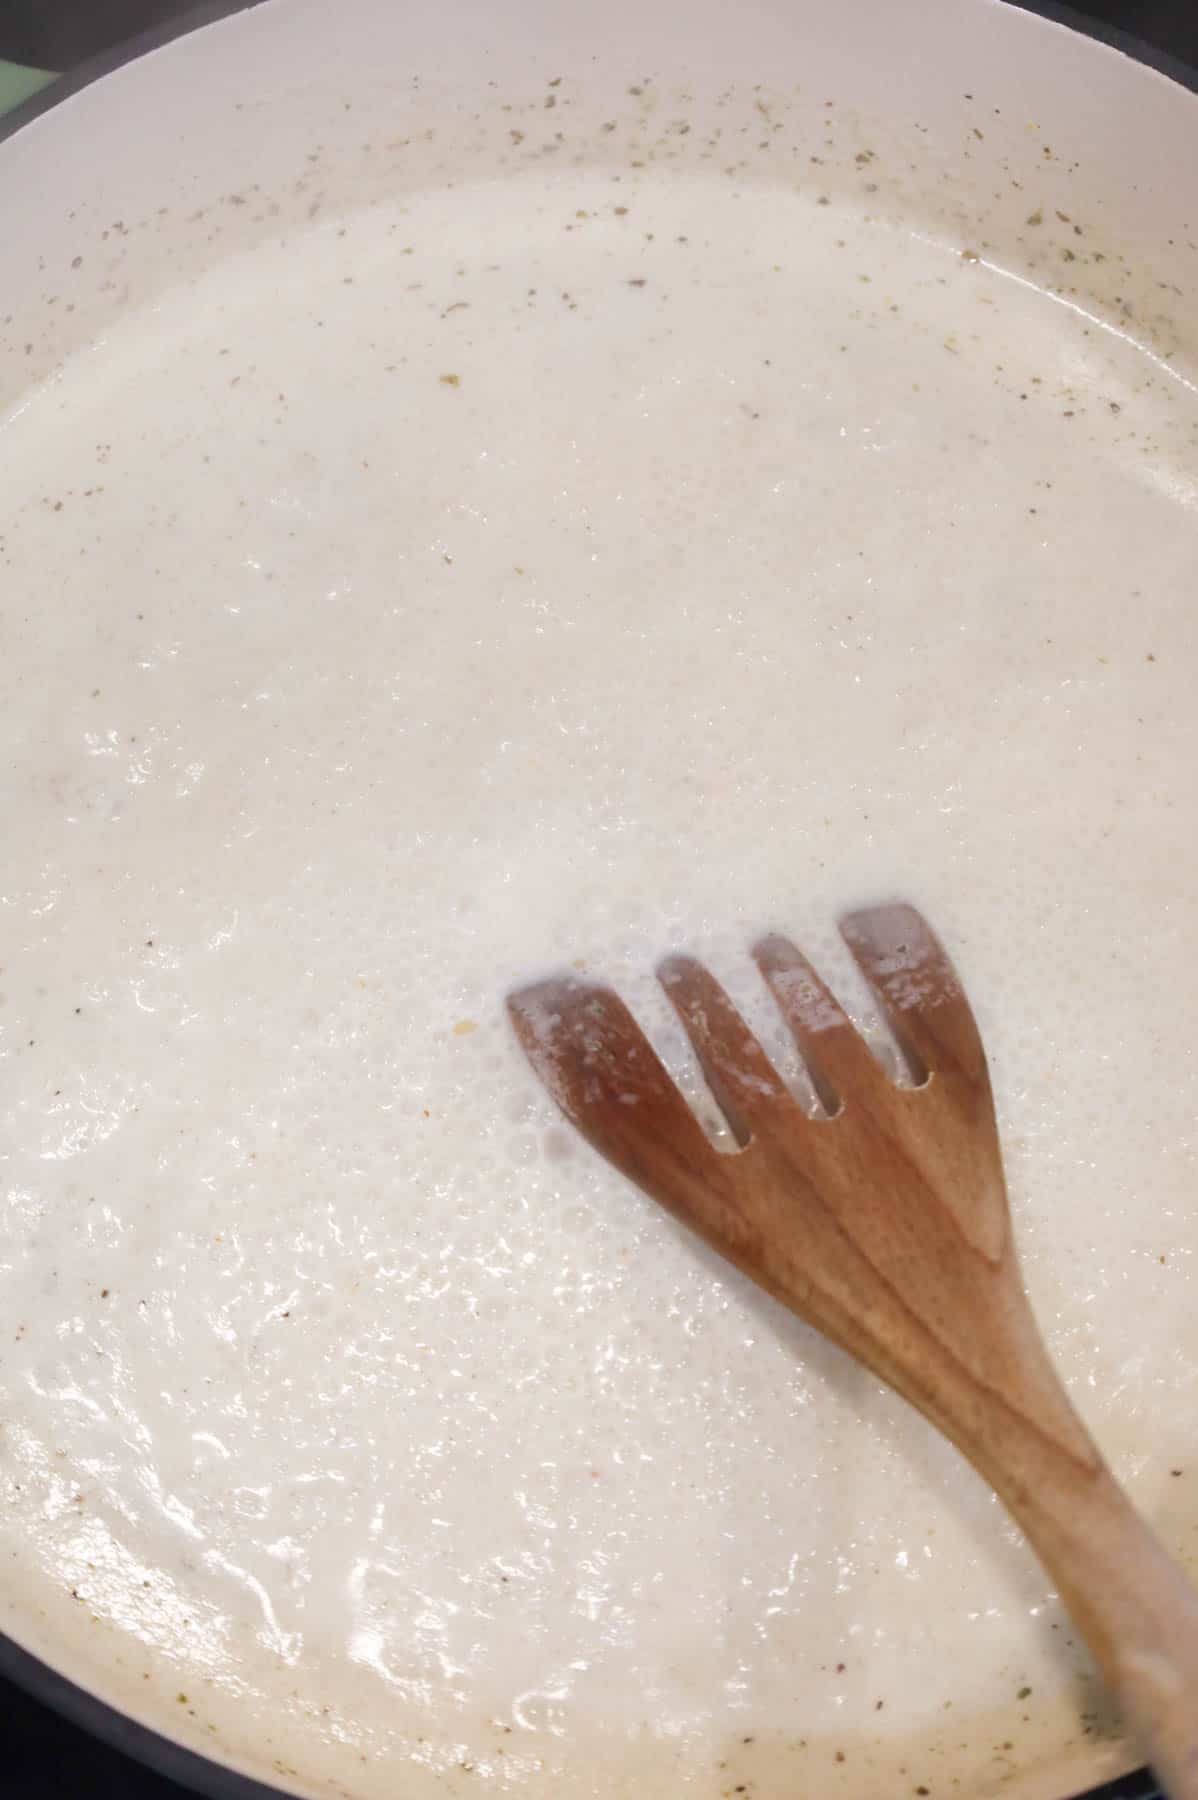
<box><xmin>1</xmin><ymin>167</ymin><xmax>1197</xmax><ymax>1798</ymax></box>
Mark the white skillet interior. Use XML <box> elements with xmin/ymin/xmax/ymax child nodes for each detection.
<box><xmin>1</xmin><ymin>3</ymin><xmax>1197</xmax><ymax>1797</ymax></box>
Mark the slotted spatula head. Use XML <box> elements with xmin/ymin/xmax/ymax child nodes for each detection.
<box><xmin>510</xmin><ymin>903</ymin><xmax>1089</xmax><ymax>1471</ymax></box>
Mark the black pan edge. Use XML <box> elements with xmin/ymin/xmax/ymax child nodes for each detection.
<box><xmin>0</xmin><ymin>1626</ymin><xmax>291</xmax><ymax>1800</ymax></box>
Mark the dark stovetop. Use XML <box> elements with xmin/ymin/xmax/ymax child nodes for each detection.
<box><xmin>5</xmin><ymin>1693</ymin><xmax>191</xmax><ymax>1798</ymax></box>
<box><xmin>0</xmin><ymin>2</ymin><xmax>1195</xmax><ymax>1796</ymax></box>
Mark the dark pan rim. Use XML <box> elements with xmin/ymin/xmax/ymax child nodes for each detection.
<box><xmin>0</xmin><ymin>1</ymin><xmax>1192</xmax><ymax>1795</ymax></box>
<box><xmin>0</xmin><ymin>1627</ymin><xmax>292</xmax><ymax>1800</ymax></box>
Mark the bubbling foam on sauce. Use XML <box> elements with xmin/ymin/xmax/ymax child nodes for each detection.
<box><xmin>1</xmin><ymin>168</ymin><xmax>1196</xmax><ymax>1798</ymax></box>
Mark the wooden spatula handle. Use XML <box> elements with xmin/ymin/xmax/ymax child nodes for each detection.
<box><xmin>1001</xmin><ymin>1464</ymin><xmax>1198</xmax><ymax>1798</ymax></box>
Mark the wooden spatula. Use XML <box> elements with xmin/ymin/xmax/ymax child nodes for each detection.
<box><xmin>508</xmin><ymin>903</ymin><xmax>1198</xmax><ymax>1797</ymax></box>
